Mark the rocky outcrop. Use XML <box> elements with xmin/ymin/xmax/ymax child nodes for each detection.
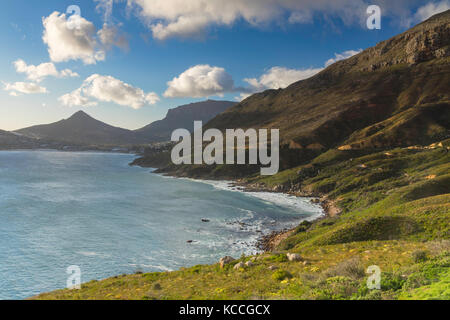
<box><xmin>233</xmin><ymin>262</ymin><xmax>245</xmax><ymax>270</ymax></box>
<box><xmin>287</xmin><ymin>253</ymin><xmax>303</xmax><ymax>262</ymax></box>
<box><xmin>219</xmin><ymin>256</ymin><xmax>235</xmax><ymax>268</ymax></box>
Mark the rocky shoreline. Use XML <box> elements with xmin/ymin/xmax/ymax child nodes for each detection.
<box><xmin>137</xmin><ymin>162</ymin><xmax>342</xmax><ymax>254</ymax></box>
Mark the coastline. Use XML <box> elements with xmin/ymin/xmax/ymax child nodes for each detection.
<box><xmin>234</xmin><ymin>181</ymin><xmax>342</xmax><ymax>252</ymax></box>
<box><xmin>137</xmin><ymin>162</ymin><xmax>340</xmax><ymax>254</ymax></box>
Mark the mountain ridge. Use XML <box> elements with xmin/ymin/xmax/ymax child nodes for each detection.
<box><xmin>135</xmin><ymin>100</ymin><xmax>236</xmax><ymax>142</ymax></box>
<box><xmin>135</xmin><ymin>10</ymin><xmax>450</xmax><ymax>178</ymax></box>
<box><xmin>13</xmin><ymin>100</ymin><xmax>235</xmax><ymax>146</ymax></box>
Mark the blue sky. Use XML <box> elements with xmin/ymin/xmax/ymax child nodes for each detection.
<box><xmin>0</xmin><ymin>0</ymin><xmax>448</xmax><ymax>131</ymax></box>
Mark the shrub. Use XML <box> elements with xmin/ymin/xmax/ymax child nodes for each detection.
<box><xmin>153</xmin><ymin>283</ymin><xmax>162</xmax><ymax>290</ymax></box>
<box><xmin>294</xmin><ymin>221</ymin><xmax>313</xmax><ymax>234</ymax></box>
<box><xmin>325</xmin><ymin>258</ymin><xmax>366</xmax><ymax>280</ymax></box>
<box><xmin>272</xmin><ymin>270</ymin><xmax>293</xmax><ymax>281</ymax></box>
<box><xmin>412</xmin><ymin>250</ymin><xmax>429</xmax><ymax>263</ymax></box>
<box><xmin>265</xmin><ymin>254</ymin><xmax>288</xmax><ymax>263</ymax></box>
<box><xmin>380</xmin><ymin>273</ymin><xmax>405</xmax><ymax>291</ymax></box>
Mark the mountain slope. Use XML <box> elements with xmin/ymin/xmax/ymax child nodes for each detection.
<box><xmin>16</xmin><ymin>111</ymin><xmax>144</xmax><ymax>146</ymax></box>
<box><xmin>208</xmin><ymin>10</ymin><xmax>450</xmax><ymax>147</ymax></box>
<box><xmin>135</xmin><ymin>100</ymin><xmax>236</xmax><ymax>142</ymax></box>
<box><xmin>0</xmin><ymin>130</ymin><xmax>41</xmax><ymax>149</ymax></box>
<box><xmin>147</xmin><ymin>10</ymin><xmax>450</xmax><ymax>177</ymax></box>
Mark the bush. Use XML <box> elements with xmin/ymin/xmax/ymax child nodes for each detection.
<box><xmin>294</xmin><ymin>221</ymin><xmax>313</xmax><ymax>234</ymax></box>
<box><xmin>265</xmin><ymin>254</ymin><xmax>288</xmax><ymax>263</ymax></box>
<box><xmin>272</xmin><ymin>270</ymin><xmax>293</xmax><ymax>281</ymax></box>
<box><xmin>412</xmin><ymin>250</ymin><xmax>429</xmax><ymax>263</ymax></box>
<box><xmin>380</xmin><ymin>273</ymin><xmax>405</xmax><ymax>291</ymax></box>
<box><xmin>325</xmin><ymin>258</ymin><xmax>366</xmax><ymax>280</ymax></box>
<box><xmin>153</xmin><ymin>283</ymin><xmax>162</xmax><ymax>290</ymax></box>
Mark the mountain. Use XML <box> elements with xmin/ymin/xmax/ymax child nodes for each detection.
<box><xmin>143</xmin><ymin>10</ymin><xmax>449</xmax><ymax>177</ymax></box>
<box><xmin>135</xmin><ymin>100</ymin><xmax>236</xmax><ymax>142</ymax></box>
<box><xmin>15</xmin><ymin>111</ymin><xmax>144</xmax><ymax>146</ymax></box>
<box><xmin>14</xmin><ymin>100</ymin><xmax>235</xmax><ymax>147</ymax></box>
<box><xmin>0</xmin><ymin>130</ymin><xmax>41</xmax><ymax>149</ymax></box>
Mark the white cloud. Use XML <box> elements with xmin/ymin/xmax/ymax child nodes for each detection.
<box><xmin>235</xmin><ymin>49</ymin><xmax>361</xmax><ymax>100</ymax></box>
<box><xmin>43</xmin><ymin>12</ymin><xmax>104</xmax><ymax>64</ymax></box>
<box><xmin>165</xmin><ymin>49</ymin><xmax>362</xmax><ymax>100</ymax></box>
<box><xmin>4</xmin><ymin>82</ymin><xmax>48</xmax><ymax>95</ymax></box>
<box><xmin>42</xmin><ymin>11</ymin><xmax>126</xmax><ymax>64</ymax></box>
<box><xmin>414</xmin><ymin>1</ymin><xmax>450</xmax><ymax>22</ymax></box>
<box><xmin>325</xmin><ymin>49</ymin><xmax>362</xmax><ymax>67</ymax></box>
<box><xmin>59</xmin><ymin>74</ymin><xmax>159</xmax><ymax>109</ymax></box>
<box><xmin>127</xmin><ymin>0</ymin><xmax>417</xmax><ymax>40</ymax></box>
<box><xmin>244</xmin><ymin>66</ymin><xmax>323</xmax><ymax>91</ymax></box>
<box><xmin>164</xmin><ymin>65</ymin><xmax>235</xmax><ymax>98</ymax></box>
<box><xmin>59</xmin><ymin>88</ymin><xmax>98</xmax><ymax>107</ymax></box>
<box><xmin>13</xmin><ymin>59</ymin><xmax>79</xmax><ymax>82</ymax></box>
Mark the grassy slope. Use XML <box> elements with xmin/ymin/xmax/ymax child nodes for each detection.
<box><xmin>35</xmin><ymin>143</ymin><xmax>449</xmax><ymax>300</ymax></box>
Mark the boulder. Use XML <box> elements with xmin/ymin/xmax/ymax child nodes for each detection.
<box><xmin>287</xmin><ymin>253</ymin><xmax>303</xmax><ymax>262</ymax></box>
<box><xmin>268</xmin><ymin>266</ymin><xmax>279</xmax><ymax>271</ymax></box>
<box><xmin>245</xmin><ymin>261</ymin><xmax>254</xmax><ymax>267</ymax></box>
<box><xmin>233</xmin><ymin>262</ymin><xmax>245</xmax><ymax>270</ymax></box>
<box><xmin>219</xmin><ymin>256</ymin><xmax>235</xmax><ymax>268</ymax></box>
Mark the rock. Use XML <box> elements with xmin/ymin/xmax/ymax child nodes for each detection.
<box><xmin>219</xmin><ymin>256</ymin><xmax>235</xmax><ymax>268</ymax></box>
<box><xmin>186</xmin><ymin>240</ymin><xmax>194</xmax><ymax>244</ymax></box>
<box><xmin>287</xmin><ymin>253</ymin><xmax>303</xmax><ymax>262</ymax></box>
<box><xmin>245</xmin><ymin>261</ymin><xmax>254</xmax><ymax>267</ymax></box>
<box><xmin>234</xmin><ymin>262</ymin><xmax>245</xmax><ymax>270</ymax></box>
<box><xmin>201</xmin><ymin>219</ymin><xmax>210</xmax><ymax>223</ymax></box>
<box><xmin>302</xmin><ymin>261</ymin><xmax>310</xmax><ymax>266</ymax></box>
<box><xmin>268</xmin><ymin>266</ymin><xmax>278</xmax><ymax>271</ymax></box>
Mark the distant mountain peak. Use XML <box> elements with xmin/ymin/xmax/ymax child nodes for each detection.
<box><xmin>68</xmin><ymin>110</ymin><xmax>94</xmax><ymax>121</ymax></box>
<box><xmin>136</xmin><ymin>100</ymin><xmax>236</xmax><ymax>142</ymax></box>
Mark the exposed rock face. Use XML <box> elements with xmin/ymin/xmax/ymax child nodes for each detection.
<box><xmin>219</xmin><ymin>256</ymin><xmax>235</xmax><ymax>268</ymax></box>
<box><xmin>359</xmin><ymin>11</ymin><xmax>450</xmax><ymax>71</ymax></box>
<box><xmin>405</xmin><ymin>25</ymin><xmax>450</xmax><ymax>64</ymax></box>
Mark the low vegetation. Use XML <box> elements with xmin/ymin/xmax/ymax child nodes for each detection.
<box><xmin>34</xmin><ymin>142</ymin><xmax>449</xmax><ymax>300</ymax></box>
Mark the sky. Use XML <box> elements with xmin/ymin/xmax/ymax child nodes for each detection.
<box><xmin>0</xmin><ymin>0</ymin><xmax>449</xmax><ymax>131</ymax></box>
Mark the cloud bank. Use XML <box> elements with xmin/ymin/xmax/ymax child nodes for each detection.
<box><xmin>127</xmin><ymin>0</ymin><xmax>419</xmax><ymax>40</ymax></box>
<box><xmin>59</xmin><ymin>74</ymin><xmax>159</xmax><ymax>109</ymax></box>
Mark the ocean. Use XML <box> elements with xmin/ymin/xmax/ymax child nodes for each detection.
<box><xmin>0</xmin><ymin>150</ymin><xmax>323</xmax><ymax>299</ymax></box>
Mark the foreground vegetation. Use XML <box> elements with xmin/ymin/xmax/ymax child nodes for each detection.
<box><xmin>35</xmin><ymin>143</ymin><xmax>449</xmax><ymax>300</ymax></box>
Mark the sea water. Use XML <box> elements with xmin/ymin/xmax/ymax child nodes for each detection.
<box><xmin>0</xmin><ymin>151</ymin><xmax>323</xmax><ymax>299</ymax></box>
